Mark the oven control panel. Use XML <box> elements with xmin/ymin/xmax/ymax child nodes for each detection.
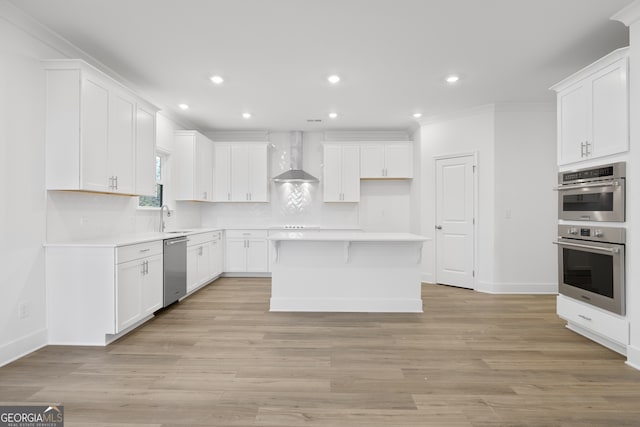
<box><xmin>559</xmin><ymin>224</ymin><xmax>625</xmax><ymax>244</ymax></box>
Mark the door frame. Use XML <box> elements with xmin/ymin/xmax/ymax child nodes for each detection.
<box><xmin>433</xmin><ymin>152</ymin><xmax>478</xmax><ymax>289</ymax></box>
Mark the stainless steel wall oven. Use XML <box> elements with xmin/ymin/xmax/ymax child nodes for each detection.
<box><xmin>555</xmin><ymin>162</ymin><xmax>625</xmax><ymax>222</ymax></box>
<box><xmin>554</xmin><ymin>225</ymin><xmax>625</xmax><ymax>315</ymax></box>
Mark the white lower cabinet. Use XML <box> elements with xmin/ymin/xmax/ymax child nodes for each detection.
<box><xmin>115</xmin><ymin>241</ymin><xmax>163</xmax><ymax>333</ymax></box>
<box><xmin>116</xmin><ymin>251</ymin><xmax>163</xmax><ymax>332</ymax></box>
<box><xmin>46</xmin><ymin>240</ymin><xmax>163</xmax><ymax>345</ymax></box>
<box><xmin>557</xmin><ymin>295</ymin><xmax>628</xmax><ymax>354</ymax></box>
<box><xmin>225</xmin><ymin>230</ymin><xmax>269</xmax><ymax>273</ymax></box>
<box><xmin>186</xmin><ymin>231</ymin><xmax>224</xmax><ymax>294</ymax></box>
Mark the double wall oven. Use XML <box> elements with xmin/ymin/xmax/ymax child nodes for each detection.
<box><xmin>554</xmin><ymin>162</ymin><xmax>626</xmax><ymax>316</ymax></box>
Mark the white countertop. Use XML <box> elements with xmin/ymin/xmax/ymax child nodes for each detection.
<box><xmin>267</xmin><ymin>231</ymin><xmax>429</xmax><ymax>242</ymax></box>
<box><xmin>45</xmin><ymin>228</ymin><xmax>223</xmax><ymax>248</ymax></box>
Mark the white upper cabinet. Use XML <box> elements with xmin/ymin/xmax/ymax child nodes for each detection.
<box><xmin>135</xmin><ymin>104</ymin><xmax>158</xmax><ymax>196</ymax></box>
<box><xmin>323</xmin><ymin>144</ymin><xmax>360</xmax><ymax>202</ymax></box>
<box><xmin>44</xmin><ymin>59</ymin><xmax>158</xmax><ymax>195</ymax></box>
<box><xmin>360</xmin><ymin>142</ymin><xmax>413</xmax><ymax>178</ymax></box>
<box><xmin>552</xmin><ymin>48</ymin><xmax>629</xmax><ymax>166</ymax></box>
<box><xmin>174</xmin><ymin>130</ymin><xmax>214</xmax><ymax>202</ymax></box>
<box><xmin>214</xmin><ymin>143</ymin><xmax>269</xmax><ymax>202</ymax></box>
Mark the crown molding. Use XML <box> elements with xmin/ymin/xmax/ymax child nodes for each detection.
<box><xmin>611</xmin><ymin>0</ymin><xmax>640</xmax><ymax>27</ymax></box>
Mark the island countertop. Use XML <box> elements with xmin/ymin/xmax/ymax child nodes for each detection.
<box><xmin>267</xmin><ymin>231</ymin><xmax>429</xmax><ymax>242</ymax></box>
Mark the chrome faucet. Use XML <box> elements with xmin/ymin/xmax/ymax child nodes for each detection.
<box><xmin>159</xmin><ymin>204</ymin><xmax>171</xmax><ymax>232</ymax></box>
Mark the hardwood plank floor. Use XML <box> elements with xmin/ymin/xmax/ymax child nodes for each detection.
<box><xmin>2</xmin><ymin>277</ymin><xmax>640</xmax><ymax>426</ymax></box>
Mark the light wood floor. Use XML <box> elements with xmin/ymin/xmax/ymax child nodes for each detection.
<box><xmin>2</xmin><ymin>278</ymin><xmax>640</xmax><ymax>426</ymax></box>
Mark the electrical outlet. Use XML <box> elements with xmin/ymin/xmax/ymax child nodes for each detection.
<box><xmin>18</xmin><ymin>302</ymin><xmax>28</xmax><ymax>319</ymax></box>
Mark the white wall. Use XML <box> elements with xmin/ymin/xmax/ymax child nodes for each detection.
<box><xmin>615</xmin><ymin>3</ymin><xmax>640</xmax><ymax>369</ymax></box>
<box><xmin>492</xmin><ymin>105</ymin><xmax>557</xmax><ymax>293</ymax></box>
<box><xmin>0</xmin><ymin>6</ymin><xmax>59</xmax><ymax>364</ymax></box>
<box><xmin>420</xmin><ymin>106</ymin><xmax>496</xmax><ymax>285</ymax></box>
<box><xmin>419</xmin><ymin>104</ymin><xmax>557</xmax><ymax>293</ymax></box>
<box><xmin>201</xmin><ymin>131</ymin><xmax>413</xmax><ymax>231</ymax></box>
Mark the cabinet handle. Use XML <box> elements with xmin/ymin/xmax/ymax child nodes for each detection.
<box><xmin>139</xmin><ymin>248</ymin><xmax>151</xmax><ymax>253</ymax></box>
<box><xmin>199</xmin><ymin>246</ymin><xmax>203</xmax><ymax>256</ymax></box>
<box><xmin>228</xmin><ymin>193</ymin><xmax>231</xmax><ymax>201</ymax></box>
<box><xmin>585</xmin><ymin>141</ymin><xmax>591</xmax><ymax>157</ymax></box>
<box><xmin>578</xmin><ymin>314</ymin><xmax>592</xmax><ymax>322</ymax></box>
<box><xmin>203</xmin><ymin>191</ymin><xmax>208</xmax><ymax>199</ymax></box>
<box><xmin>580</xmin><ymin>142</ymin><xmax>585</xmax><ymax>158</ymax></box>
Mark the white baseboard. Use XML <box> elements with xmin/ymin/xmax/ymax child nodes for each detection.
<box><xmin>0</xmin><ymin>328</ymin><xmax>48</xmax><ymax>368</ymax></box>
<box><xmin>626</xmin><ymin>344</ymin><xmax>640</xmax><ymax>371</ymax></box>
<box><xmin>477</xmin><ymin>281</ymin><xmax>557</xmax><ymax>294</ymax></box>
<box><xmin>421</xmin><ymin>272</ymin><xmax>434</xmax><ymax>284</ymax></box>
<box><xmin>270</xmin><ymin>297</ymin><xmax>423</xmax><ymax>313</ymax></box>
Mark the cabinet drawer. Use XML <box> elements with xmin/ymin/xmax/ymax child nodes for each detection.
<box><xmin>187</xmin><ymin>231</ymin><xmax>222</xmax><ymax>246</ymax></box>
<box><xmin>225</xmin><ymin>230</ymin><xmax>267</xmax><ymax>239</ymax></box>
<box><xmin>116</xmin><ymin>240</ymin><xmax>163</xmax><ymax>264</ymax></box>
<box><xmin>557</xmin><ymin>295</ymin><xmax>628</xmax><ymax>345</ymax></box>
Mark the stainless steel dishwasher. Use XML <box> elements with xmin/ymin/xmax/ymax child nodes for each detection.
<box><xmin>163</xmin><ymin>236</ymin><xmax>187</xmax><ymax>307</ymax></box>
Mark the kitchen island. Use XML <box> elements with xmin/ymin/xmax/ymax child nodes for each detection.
<box><xmin>268</xmin><ymin>231</ymin><xmax>428</xmax><ymax>312</ymax></box>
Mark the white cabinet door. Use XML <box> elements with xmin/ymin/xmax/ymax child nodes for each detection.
<box><xmin>360</xmin><ymin>144</ymin><xmax>385</xmax><ymax>178</ymax></box>
<box><xmin>341</xmin><ymin>145</ymin><xmax>360</xmax><ymax>202</ymax></box>
<box><xmin>141</xmin><ymin>254</ymin><xmax>163</xmax><ymax>316</ymax></box>
<box><xmin>116</xmin><ymin>259</ymin><xmax>144</xmax><ymax>332</ymax></box>
<box><xmin>214</xmin><ymin>144</ymin><xmax>232</xmax><ymax>201</ymax></box>
<box><xmin>80</xmin><ymin>77</ymin><xmax>110</xmax><ymax>192</ymax></box>
<box><xmin>196</xmin><ymin>243</ymin><xmax>211</xmax><ymax>285</ymax></box>
<box><xmin>225</xmin><ymin>238</ymin><xmax>247</xmax><ymax>272</ymax></box>
<box><xmin>186</xmin><ymin>244</ymin><xmax>200</xmax><ymax>293</ymax></box>
<box><xmin>108</xmin><ymin>91</ymin><xmax>135</xmax><ymax>194</ymax></box>
<box><xmin>231</xmin><ymin>145</ymin><xmax>250</xmax><ymax>201</ymax></box>
<box><xmin>323</xmin><ymin>144</ymin><xmax>343</xmax><ymax>202</ymax></box>
<box><xmin>591</xmin><ymin>59</ymin><xmax>628</xmax><ymax>159</ymax></box>
<box><xmin>135</xmin><ymin>105</ymin><xmax>157</xmax><ymax>196</ymax></box>
<box><xmin>554</xmin><ymin>50</ymin><xmax>629</xmax><ymax>166</ymax></box>
<box><xmin>558</xmin><ymin>83</ymin><xmax>589</xmax><ymax>165</ymax></box>
<box><xmin>175</xmin><ymin>131</ymin><xmax>214</xmax><ymax>201</ymax></box>
<box><xmin>323</xmin><ymin>144</ymin><xmax>359</xmax><ymax>202</ymax></box>
<box><xmin>195</xmin><ymin>134</ymin><xmax>214</xmax><ymax>201</ymax></box>
<box><xmin>247</xmin><ymin>145</ymin><xmax>269</xmax><ymax>202</ymax></box>
<box><xmin>385</xmin><ymin>143</ymin><xmax>413</xmax><ymax>178</ymax></box>
<box><xmin>246</xmin><ymin>239</ymin><xmax>268</xmax><ymax>272</ymax></box>
<box><xmin>209</xmin><ymin>238</ymin><xmax>223</xmax><ymax>278</ymax></box>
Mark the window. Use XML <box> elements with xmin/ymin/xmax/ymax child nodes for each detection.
<box><xmin>138</xmin><ymin>154</ymin><xmax>165</xmax><ymax>208</ymax></box>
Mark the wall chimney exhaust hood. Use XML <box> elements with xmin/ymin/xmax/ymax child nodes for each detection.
<box><xmin>272</xmin><ymin>131</ymin><xmax>319</xmax><ymax>183</ymax></box>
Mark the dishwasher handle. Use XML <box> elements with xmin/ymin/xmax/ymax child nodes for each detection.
<box><xmin>165</xmin><ymin>238</ymin><xmax>188</xmax><ymax>245</ymax></box>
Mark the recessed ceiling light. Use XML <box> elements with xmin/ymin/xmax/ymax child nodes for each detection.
<box><xmin>210</xmin><ymin>75</ymin><xmax>224</xmax><ymax>85</ymax></box>
<box><xmin>445</xmin><ymin>75</ymin><xmax>460</xmax><ymax>84</ymax></box>
<box><xmin>413</xmin><ymin>113</ymin><xmax>422</xmax><ymax>119</ymax></box>
<box><xmin>242</xmin><ymin>112</ymin><xmax>252</xmax><ymax>119</ymax></box>
<box><xmin>329</xmin><ymin>112</ymin><xmax>338</xmax><ymax>119</ymax></box>
<box><xmin>327</xmin><ymin>75</ymin><xmax>341</xmax><ymax>84</ymax></box>
<box><xmin>178</xmin><ymin>104</ymin><xmax>189</xmax><ymax>110</ymax></box>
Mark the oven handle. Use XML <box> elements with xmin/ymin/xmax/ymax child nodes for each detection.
<box><xmin>553</xmin><ymin>180</ymin><xmax>621</xmax><ymax>191</ymax></box>
<box><xmin>553</xmin><ymin>240</ymin><xmax>620</xmax><ymax>254</ymax></box>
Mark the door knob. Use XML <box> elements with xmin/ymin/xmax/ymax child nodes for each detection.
<box><xmin>435</xmin><ymin>225</ymin><xmax>442</xmax><ymax>230</ymax></box>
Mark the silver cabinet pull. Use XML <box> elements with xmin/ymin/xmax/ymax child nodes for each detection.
<box><xmin>578</xmin><ymin>314</ymin><xmax>592</xmax><ymax>321</ymax></box>
<box><xmin>139</xmin><ymin>248</ymin><xmax>151</xmax><ymax>253</ymax></box>
<box><xmin>553</xmin><ymin>241</ymin><xmax>620</xmax><ymax>254</ymax></box>
<box><xmin>553</xmin><ymin>180</ymin><xmax>620</xmax><ymax>191</ymax></box>
<box><xmin>435</xmin><ymin>225</ymin><xmax>442</xmax><ymax>230</ymax></box>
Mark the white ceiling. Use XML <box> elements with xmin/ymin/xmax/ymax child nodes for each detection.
<box><xmin>10</xmin><ymin>0</ymin><xmax>631</xmax><ymax>132</ymax></box>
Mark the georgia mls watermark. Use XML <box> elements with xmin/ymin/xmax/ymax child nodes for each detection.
<box><xmin>0</xmin><ymin>405</ymin><xmax>63</xmax><ymax>427</ymax></box>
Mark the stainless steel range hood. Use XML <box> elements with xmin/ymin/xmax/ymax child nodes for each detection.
<box><xmin>272</xmin><ymin>131</ymin><xmax>319</xmax><ymax>183</ymax></box>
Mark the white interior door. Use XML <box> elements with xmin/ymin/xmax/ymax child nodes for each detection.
<box><xmin>435</xmin><ymin>155</ymin><xmax>475</xmax><ymax>289</ymax></box>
